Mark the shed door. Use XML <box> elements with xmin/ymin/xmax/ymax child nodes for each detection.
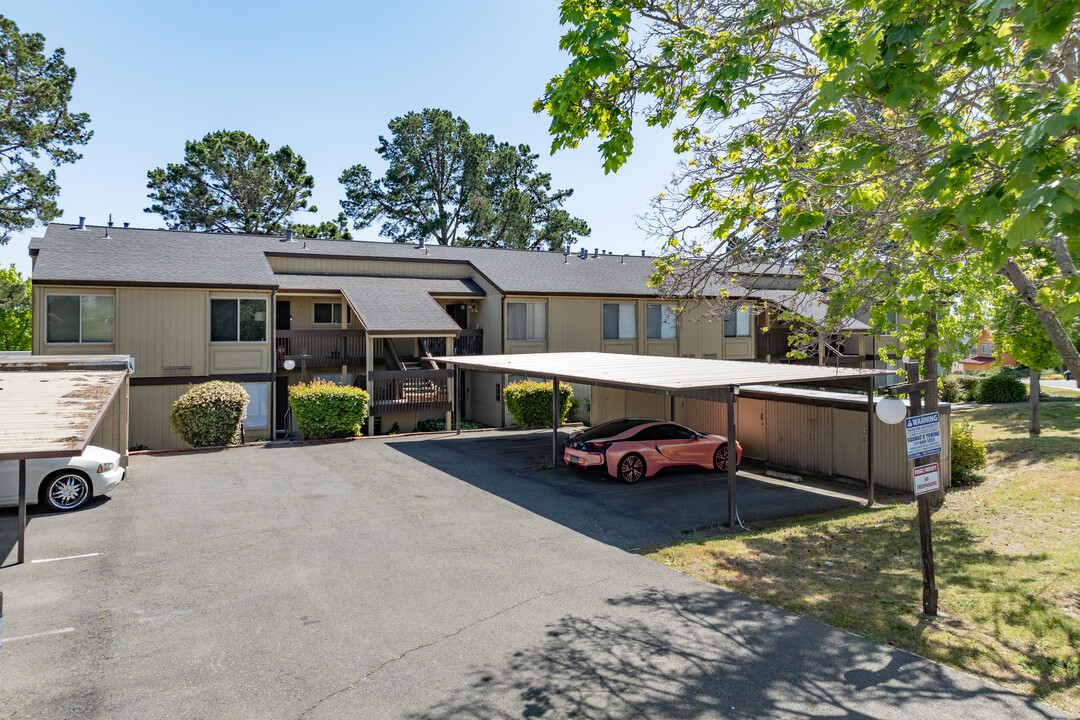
<box><xmin>831</xmin><ymin>409</ymin><xmax>868</xmax><ymax>480</ymax></box>
<box><xmin>736</xmin><ymin>398</ymin><xmax>767</xmax><ymax>461</ymax></box>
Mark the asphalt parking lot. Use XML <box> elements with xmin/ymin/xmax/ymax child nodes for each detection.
<box><xmin>0</xmin><ymin>430</ymin><xmax>1069</xmax><ymax>720</ymax></box>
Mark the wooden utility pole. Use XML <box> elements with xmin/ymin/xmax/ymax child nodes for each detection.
<box><xmin>906</xmin><ymin>363</ymin><xmax>939</xmax><ymax>616</ymax></box>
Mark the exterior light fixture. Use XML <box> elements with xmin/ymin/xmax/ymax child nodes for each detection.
<box><xmin>283</xmin><ymin>359</ymin><xmax>296</xmax><ymax>371</ymax></box>
<box><xmin>875</xmin><ymin>395</ymin><xmax>907</xmax><ymax>425</ymax></box>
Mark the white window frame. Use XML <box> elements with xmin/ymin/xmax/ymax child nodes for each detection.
<box><xmin>646</xmin><ymin>303</ymin><xmax>677</xmax><ymax>340</ymax></box>
<box><xmin>210</xmin><ymin>297</ymin><xmax>267</xmax><ymax>343</ymax></box>
<box><xmin>506</xmin><ymin>301</ymin><xmax>547</xmax><ymax>341</ymax></box>
<box><xmin>603</xmin><ymin>302</ymin><xmax>637</xmax><ymax>340</ymax></box>
<box><xmin>45</xmin><ymin>293</ymin><xmax>115</xmax><ymax>344</ymax></box>
<box><xmin>980</xmin><ymin>343</ymin><xmax>994</xmax><ymax>355</ymax></box>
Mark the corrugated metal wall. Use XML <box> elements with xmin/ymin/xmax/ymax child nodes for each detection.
<box><xmin>90</xmin><ymin>377</ymin><xmax>130</xmax><ymax>462</ymax></box>
<box><xmin>594</xmin><ymin>388</ymin><xmax>951</xmax><ymax>492</ymax></box>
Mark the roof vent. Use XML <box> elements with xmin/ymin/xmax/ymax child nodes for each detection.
<box><xmin>123</xmin><ymin>222</ymin><xmax>130</xmax><ymax>228</ymax></box>
<box><xmin>77</xmin><ymin>216</ymin><xmax>86</xmax><ymax>230</ymax></box>
<box><xmin>418</xmin><ymin>237</ymin><xmax>425</xmax><ymax>250</ymax></box>
<box><xmin>621</xmin><ymin>254</ymin><xmax>625</xmax><ymax>264</ymax></box>
<box><xmin>641</xmin><ymin>250</ymin><xmax>646</xmax><ymax>256</ymax></box>
<box><xmin>579</xmin><ymin>248</ymin><xmax>587</xmax><ymax>259</ymax></box>
<box><xmin>107</xmin><ymin>213</ymin><xmax>114</xmax><ymax>228</ymax></box>
<box><xmin>284</xmin><ymin>228</ymin><xmax>293</xmax><ymax>242</ymax></box>
<box><xmin>593</xmin><ymin>248</ymin><xmax>598</xmax><ymax>258</ymax></box>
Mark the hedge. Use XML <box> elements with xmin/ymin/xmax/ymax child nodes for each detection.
<box><xmin>973</xmin><ymin>374</ymin><xmax>1027</xmax><ymax>403</ymax></box>
<box><xmin>288</xmin><ymin>379</ymin><xmax>369</xmax><ymax>439</ymax></box>
<box><xmin>951</xmin><ymin>421</ymin><xmax>987</xmax><ymax>484</ymax></box>
<box><xmin>504</xmin><ymin>380</ymin><xmax>574</xmax><ymax>428</ymax></box>
<box><xmin>171</xmin><ymin>381</ymin><xmax>249</xmax><ymax>448</ymax></box>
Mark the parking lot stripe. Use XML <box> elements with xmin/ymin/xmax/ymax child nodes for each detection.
<box><xmin>30</xmin><ymin>553</ymin><xmax>100</xmax><ymax>564</ymax></box>
<box><xmin>4</xmin><ymin>627</ymin><xmax>74</xmax><ymax>642</ymax></box>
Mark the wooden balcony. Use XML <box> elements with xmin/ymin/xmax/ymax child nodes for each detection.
<box><xmin>275</xmin><ymin>329</ymin><xmax>367</xmax><ymax>368</ymax></box>
<box><xmin>420</xmin><ymin>329</ymin><xmax>484</xmax><ymax>358</ymax></box>
<box><xmin>367</xmin><ymin>369</ymin><xmax>453</xmax><ymax>415</ymax></box>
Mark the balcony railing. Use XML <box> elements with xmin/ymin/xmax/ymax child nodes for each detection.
<box><xmin>421</xmin><ymin>329</ymin><xmax>484</xmax><ymax>359</ymax></box>
<box><xmin>368</xmin><ymin>369</ymin><xmax>453</xmax><ymax>415</ymax></box>
<box><xmin>275</xmin><ymin>329</ymin><xmax>367</xmax><ymax>368</ymax></box>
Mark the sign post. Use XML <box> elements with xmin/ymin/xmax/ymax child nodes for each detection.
<box><xmin>906</xmin><ymin>410</ymin><xmax>941</xmax><ymax>616</ymax></box>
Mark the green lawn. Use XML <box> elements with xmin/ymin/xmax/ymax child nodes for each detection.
<box><xmin>647</xmin><ymin>401</ymin><xmax>1080</xmax><ymax>713</ymax></box>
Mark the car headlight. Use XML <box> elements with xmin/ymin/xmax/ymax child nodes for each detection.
<box><xmin>97</xmin><ymin>462</ymin><xmax>115</xmax><ymax>473</ymax></box>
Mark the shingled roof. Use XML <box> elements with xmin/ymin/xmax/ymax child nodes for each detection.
<box><xmin>277</xmin><ymin>274</ymin><xmax>483</xmax><ymax>334</ymax></box>
<box><xmin>32</xmin><ymin>224</ymin><xmax>671</xmax><ymax>296</ymax></box>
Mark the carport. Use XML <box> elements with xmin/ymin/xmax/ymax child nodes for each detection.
<box><xmin>0</xmin><ymin>354</ymin><xmax>131</xmax><ymax>564</ymax></box>
<box><xmin>435</xmin><ymin>352</ymin><xmax>887</xmax><ymax>527</ymax></box>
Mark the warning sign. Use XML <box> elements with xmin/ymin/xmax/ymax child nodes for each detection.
<box><xmin>905</xmin><ymin>412</ymin><xmax>942</xmax><ymax>460</ymax></box>
<box><xmin>913</xmin><ymin>462</ymin><xmax>941</xmax><ymax>496</ymax></box>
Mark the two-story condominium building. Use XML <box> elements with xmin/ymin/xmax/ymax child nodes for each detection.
<box><xmin>28</xmin><ymin>222</ymin><xmax>882</xmax><ymax>450</ymax></box>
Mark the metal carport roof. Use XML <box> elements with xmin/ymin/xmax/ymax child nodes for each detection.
<box><xmin>435</xmin><ymin>352</ymin><xmax>890</xmax><ymax>529</ymax></box>
<box><xmin>0</xmin><ymin>354</ymin><xmax>132</xmax><ymax>564</ymax></box>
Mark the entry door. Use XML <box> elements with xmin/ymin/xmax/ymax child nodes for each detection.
<box><xmin>446</xmin><ymin>303</ymin><xmax>468</xmax><ymax>329</ymax></box>
<box><xmin>275</xmin><ymin>376</ymin><xmax>290</xmax><ymax>434</ymax></box>
<box><xmin>276</xmin><ymin>300</ymin><xmax>291</xmax><ymax>331</ymax></box>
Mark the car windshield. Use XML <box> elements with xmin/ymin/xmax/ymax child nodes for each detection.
<box><xmin>576</xmin><ymin>418</ymin><xmax>658</xmax><ymax>442</ymax></box>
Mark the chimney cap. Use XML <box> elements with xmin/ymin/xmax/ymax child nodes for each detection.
<box><xmin>77</xmin><ymin>216</ymin><xmax>87</xmax><ymax>230</ymax></box>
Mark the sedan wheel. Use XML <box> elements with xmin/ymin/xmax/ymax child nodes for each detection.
<box><xmin>42</xmin><ymin>472</ymin><xmax>91</xmax><ymax>511</ymax></box>
<box><xmin>618</xmin><ymin>453</ymin><xmax>645</xmax><ymax>483</ymax></box>
<box><xmin>713</xmin><ymin>445</ymin><xmax>729</xmax><ymax>472</ymax></box>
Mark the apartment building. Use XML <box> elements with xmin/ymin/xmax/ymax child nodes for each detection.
<box><xmin>29</xmin><ymin>223</ymin><xmax>878</xmax><ymax>449</ymax></box>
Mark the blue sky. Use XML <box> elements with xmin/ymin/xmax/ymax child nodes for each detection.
<box><xmin>1</xmin><ymin>0</ymin><xmax>679</xmax><ymax>275</ymax></box>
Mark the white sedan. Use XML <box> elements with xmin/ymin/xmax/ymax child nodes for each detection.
<box><xmin>0</xmin><ymin>446</ymin><xmax>125</xmax><ymax>512</ymax></box>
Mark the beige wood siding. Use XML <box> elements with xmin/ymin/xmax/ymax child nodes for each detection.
<box><xmin>268</xmin><ymin>256</ymin><xmax>468</xmax><ymax>278</ymax></box>
<box><xmin>676</xmin><ymin>304</ymin><xmax>725</xmax><ymax>358</ymax></box>
<box><xmin>549</xmin><ymin>297</ymin><xmax>602</xmax><ymax>352</ymax></box>
<box><xmin>130</xmin><ymin>384</ymin><xmax>189</xmax><ymax>450</ymax></box>
<box><xmin>208</xmin><ymin>290</ymin><xmax>273</xmax><ymax>374</ymax></box>
<box><xmin>116</xmin><ymin>288</ymin><xmax>208</xmax><ymax>377</ymax></box>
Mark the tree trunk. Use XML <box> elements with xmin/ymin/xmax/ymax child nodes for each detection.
<box><xmin>1002</xmin><ymin>260</ymin><xmax>1080</xmax><ymax>382</ymax></box>
<box><xmin>1029</xmin><ymin>367</ymin><xmax>1041</xmax><ymax>436</ymax></box>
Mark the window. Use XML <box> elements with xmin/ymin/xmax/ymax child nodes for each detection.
<box><xmin>981</xmin><ymin>343</ymin><xmax>994</xmax><ymax>355</ymax></box>
<box><xmin>603</xmin><ymin>302</ymin><xmax>637</xmax><ymax>340</ymax></box>
<box><xmin>314</xmin><ymin>302</ymin><xmax>349</xmax><ymax>325</ymax></box>
<box><xmin>646</xmin><ymin>304</ymin><xmax>677</xmax><ymax>340</ymax></box>
<box><xmin>724</xmin><ymin>308</ymin><xmax>751</xmax><ymax>337</ymax></box>
<box><xmin>46</xmin><ymin>295</ymin><xmax>114</xmax><ymax>343</ymax></box>
<box><xmin>211</xmin><ymin>298</ymin><xmax>266</xmax><ymax>342</ymax></box>
<box><xmin>239</xmin><ymin>382</ymin><xmax>269</xmax><ymax>430</ymax></box>
<box><xmin>507</xmin><ymin>302</ymin><xmax>546</xmax><ymax>341</ymax></box>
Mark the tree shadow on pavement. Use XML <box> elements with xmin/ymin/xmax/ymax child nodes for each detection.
<box><xmin>404</xmin><ymin>586</ymin><xmax>1066</xmax><ymax>720</ymax></box>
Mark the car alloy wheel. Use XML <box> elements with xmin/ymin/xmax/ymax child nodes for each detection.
<box><xmin>43</xmin><ymin>472</ymin><xmax>91</xmax><ymax>511</ymax></box>
<box><xmin>713</xmin><ymin>445</ymin><xmax>729</xmax><ymax>472</ymax></box>
<box><xmin>618</xmin><ymin>453</ymin><xmax>645</xmax><ymax>483</ymax></box>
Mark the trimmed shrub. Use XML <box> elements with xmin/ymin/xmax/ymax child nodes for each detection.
<box><xmin>973</xmin><ymin>374</ymin><xmax>1027</xmax><ymax>403</ymax></box>
<box><xmin>951</xmin><ymin>421</ymin><xmax>987</xmax><ymax>485</ymax></box>
<box><xmin>956</xmin><ymin>374</ymin><xmax>981</xmax><ymax>393</ymax></box>
<box><xmin>504</xmin><ymin>380</ymin><xmax>574</xmax><ymax>428</ymax></box>
<box><xmin>288</xmin><ymin>379</ymin><xmax>369</xmax><ymax>439</ymax></box>
<box><xmin>938</xmin><ymin>376</ymin><xmax>961</xmax><ymax>403</ymax></box>
<box><xmin>171</xmin><ymin>381</ymin><xmax>249</xmax><ymax>448</ymax></box>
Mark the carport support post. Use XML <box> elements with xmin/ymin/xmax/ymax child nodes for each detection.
<box><xmin>866</xmin><ymin>376</ymin><xmax>875</xmax><ymax>507</ymax></box>
<box><xmin>455</xmin><ymin>365</ymin><xmax>462</xmax><ymax>435</ymax></box>
<box><xmin>17</xmin><ymin>459</ymin><xmax>26</xmax><ymax>564</ymax></box>
<box><xmin>552</xmin><ymin>377</ymin><xmax>560</xmax><ymax>468</ymax></box>
<box><xmin>727</xmin><ymin>385</ymin><xmax>738</xmax><ymax>529</ymax></box>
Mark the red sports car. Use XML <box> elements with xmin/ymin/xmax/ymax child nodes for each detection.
<box><xmin>564</xmin><ymin>418</ymin><xmax>743</xmax><ymax>483</ymax></box>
